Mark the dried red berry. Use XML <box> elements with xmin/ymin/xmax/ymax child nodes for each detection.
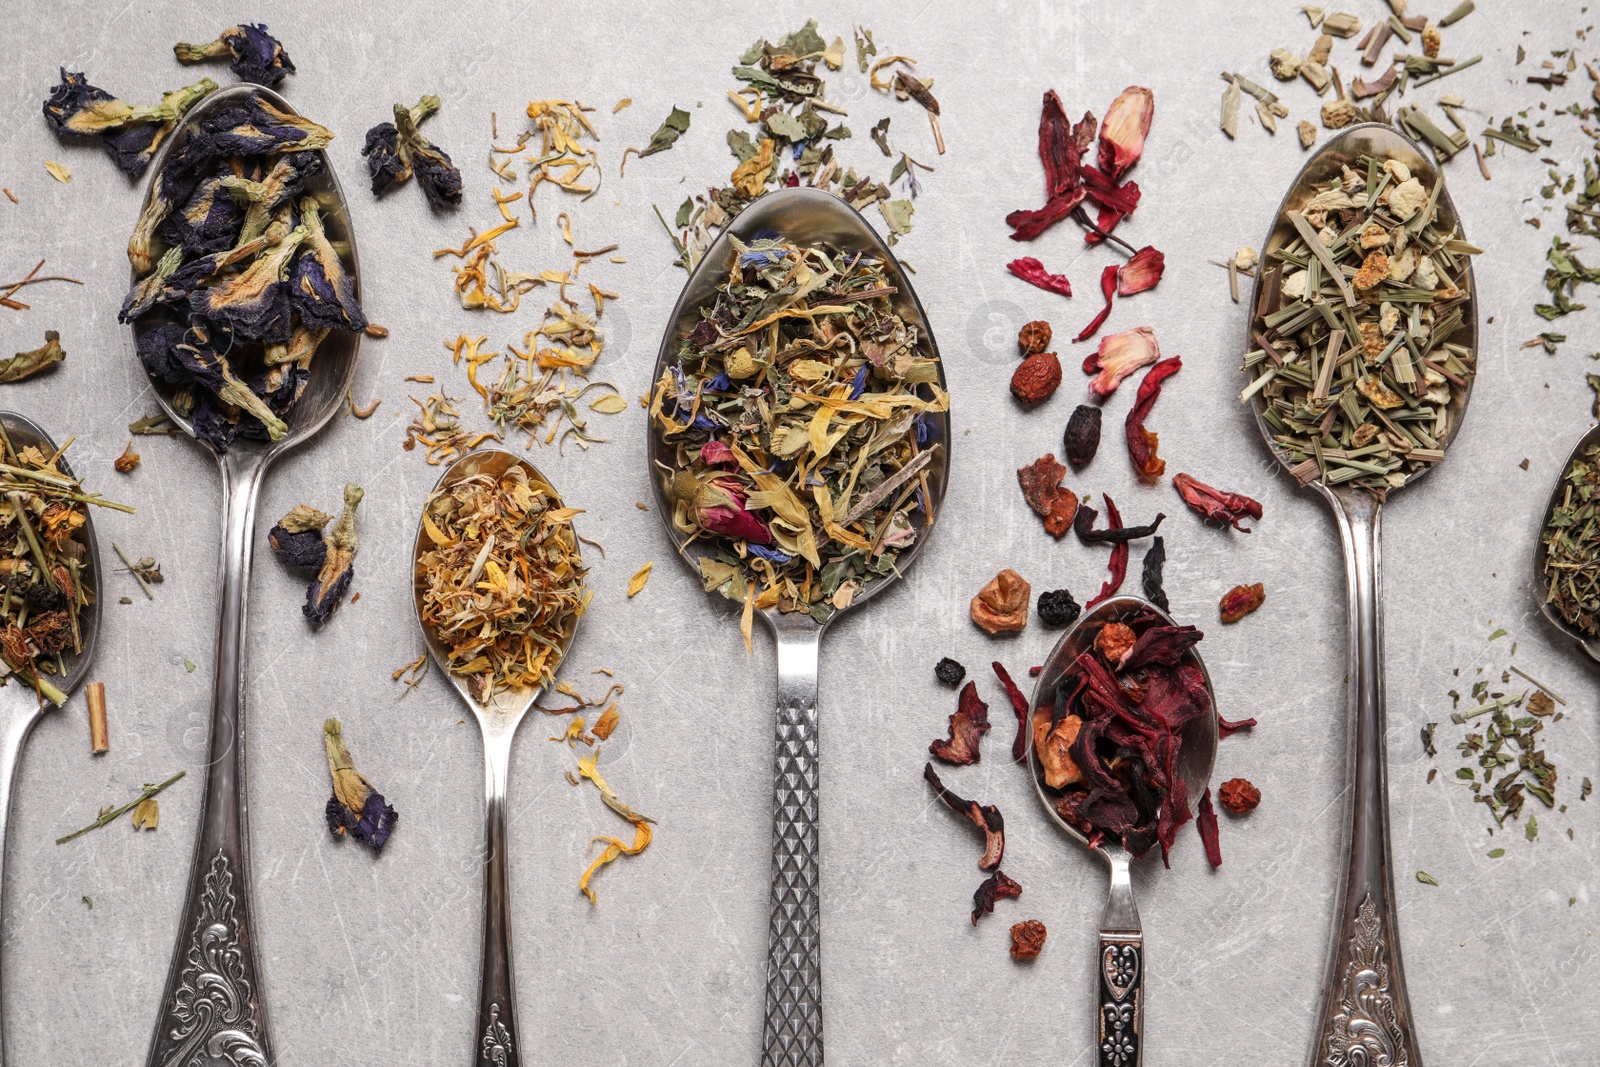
<box><xmin>1010</xmin><ymin>919</ymin><xmax>1048</xmax><ymax>960</ymax></box>
<box><xmin>1063</xmin><ymin>404</ymin><xmax>1102</xmax><ymax>471</ymax></box>
<box><xmin>1219</xmin><ymin>583</ymin><xmax>1265</xmax><ymax>623</ymax></box>
<box><xmin>929</xmin><ymin>682</ymin><xmax>992</xmax><ymax>765</ymax></box>
<box><xmin>1018</xmin><ymin>320</ymin><xmax>1053</xmax><ymax>355</ymax></box>
<box><xmin>1010</xmin><ymin>351</ymin><xmax>1062</xmax><ymax>406</ymax></box>
<box><xmin>1219</xmin><ymin>777</ymin><xmax>1261</xmax><ymax>814</ymax></box>
<box><xmin>1007</xmin><ymin>257</ymin><xmax>1073</xmax><ymax>298</ymax></box>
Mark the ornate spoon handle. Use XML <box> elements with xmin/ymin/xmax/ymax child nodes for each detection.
<box><xmin>475</xmin><ymin>726</ymin><xmax>520</xmax><ymax>1067</ymax></box>
<box><xmin>0</xmin><ymin>697</ymin><xmax>42</xmax><ymax>1067</ymax></box>
<box><xmin>1096</xmin><ymin>847</ymin><xmax>1142</xmax><ymax>1067</ymax></box>
<box><xmin>1312</xmin><ymin>488</ymin><xmax>1420</xmax><ymax>1067</ymax></box>
<box><xmin>762</xmin><ymin>619</ymin><xmax>822</xmax><ymax>1067</ymax></box>
<box><xmin>146</xmin><ymin>449</ymin><xmax>273</xmax><ymax>1067</ymax></box>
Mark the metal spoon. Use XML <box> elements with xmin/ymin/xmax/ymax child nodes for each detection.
<box><xmin>411</xmin><ymin>449</ymin><xmax>583</xmax><ymax>1067</ymax></box>
<box><xmin>1245</xmin><ymin>122</ymin><xmax>1478</xmax><ymax>1067</ymax></box>
<box><xmin>647</xmin><ymin>187</ymin><xmax>951</xmax><ymax>1066</ymax></box>
<box><xmin>1532</xmin><ymin>423</ymin><xmax>1600</xmax><ymax>661</ymax></box>
<box><xmin>0</xmin><ymin>413</ymin><xmax>103</xmax><ymax>1067</ymax></box>
<box><xmin>1025</xmin><ymin>595</ymin><xmax>1217</xmax><ymax>1067</ymax></box>
<box><xmin>128</xmin><ymin>84</ymin><xmax>360</xmax><ymax>1067</ymax></box>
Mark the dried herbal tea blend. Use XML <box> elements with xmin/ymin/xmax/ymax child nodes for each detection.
<box><xmin>1031</xmin><ymin>604</ymin><xmax>1213</xmax><ymax>864</ymax></box>
<box><xmin>415</xmin><ymin>464</ymin><xmax>589</xmax><ymax>702</ymax></box>
<box><xmin>1241</xmin><ymin>153</ymin><xmax>1479</xmax><ymax>492</ymax></box>
<box><xmin>1541</xmin><ymin>442</ymin><xmax>1600</xmax><ymax>636</ymax></box>
<box><xmin>649</xmin><ymin>236</ymin><xmax>947</xmax><ymax>628</ymax></box>
<box><xmin>121</xmin><ymin>91</ymin><xmax>366</xmax><ymax>454</ymax></box>
<box><xmin>42</xmin><ymin>69</ymin><xmax>216</xmax><ymax>178</ymax></box>
<box><xmin>323</xmin><ymin>718</ymin><xmax>397</xmax><ymax>852</ymax></box>
<box><xmin>0</xmin><ymin>433</ymin><xmax>126</xmax><ymax>705</ymax></box>
<box><xmin>363</xmin><ymin>95</ymin><xmax>462</xmax><ymax>206</ymax></box>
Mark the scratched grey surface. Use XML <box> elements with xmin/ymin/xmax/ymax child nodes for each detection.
<box><xmin>0</xmin><ymin>0</ymin><xmax>1594</xmax><ymax>1064</ymax></box>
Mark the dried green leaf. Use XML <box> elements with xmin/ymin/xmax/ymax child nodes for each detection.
<box><xmin>0</xmin><ymin>330</ymin><xmax>65</xmax><ymax>383</ymax></box>
<box><xmin>1415</xmin><ymin>870</ymin><xmax>1439</xmax><ymax>886</ymax></box>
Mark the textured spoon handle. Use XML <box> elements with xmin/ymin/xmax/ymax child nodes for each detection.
<box><xmin>1312</xmin><ymin>488</ymin><xmax>1420</xmax><ymax>1067</ymax></box>
<box><xmin>146</xmin><ymin>449</ymin><xmax>272</xmax><ymax>1067</ymax></box>
<box><xmin>476</xmin><ymin>728</ymin><xmax>520</xmax><ymax>1067</ymax></box>
<box><xmin>762</xmin><ymin>622</ymin><xmax>822</xmax><ymax>1067</ymax></box>
<box><xmin>1097</xmin><ymin>932</ymin><xmax>1143</xmax><ymax>1067</ymax></box>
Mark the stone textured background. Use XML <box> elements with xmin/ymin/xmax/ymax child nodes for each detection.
<box><xmin>0</xmin><ymin>1</ymin><xmax>1594</xmax><ymax>1064</ymax></box>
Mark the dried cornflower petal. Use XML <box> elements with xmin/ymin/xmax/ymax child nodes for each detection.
<box><xmin>323</xmin><ymin>718</ymin><xmax>397</xmax><ymax>852</ymax></box>
<box><xmin>929</xmin><ymin>681</ymin><xmax>992</xmax><ymax>765</ymax></box>
<box><xmin>1007</xmin><ymin>257</ymin><xmax>1073</xmax><ymax>298</ymax></box>
<box><xmin>1219</xmin><ymin>583</ymin><xmax>1265</xmax><ymax>623</ymax></box>
<box><xmin>1084</xmin><ymin>326</ymin><xmax>1159</xmax><ymax>397</ymax></box>
<box><xmin>971</xmin><ymin>569</ymin><xmax>1030</xmax><ymax>634</ymax></box>
<box><xmin>1219</xmin><ymin>777</ymin><xmax>1261</xmax><ymax>813</ymax></box>
<box><xmin>1117</xmin><ymin>246</ymin><xmax>1165</xmax><ymax>295</ymax></box>
<box><xmin>1010</xmin><ymin>919</ymin><xmax>1047</xmax><ymax>959</ymax></box>
<box><xmin>1172</xmin><ymin>473</ymin><xmax>1263</xmax><ymax>532</ymax></box>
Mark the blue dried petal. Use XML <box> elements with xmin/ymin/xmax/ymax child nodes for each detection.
<box><xmin>135</xmin><ymin>323</ymin><xmax>193</xmax><ymax>384</ymax></box>
<box><xmin>41</xmin><ymin>69</ymin><xmax>120</xmax><ymax>136</ymax></box>
<box><xmin>190</xmin><ymin>393</ymin><xmax>238</xmax><ymax>453</ymax></box>
<box><xmin>691</xmin><ymin>413</ymin><xmax>717</xmax><ymax>430</ymax></box>
<box><xmin>915</xmin><ymin>413</ymin><xmax>930</xmax><ymax>446</ymax></box>
<box><xmin>221</xmin><ymin>24</ymin><xmax>295</xmax><ymax>87</ymax></box>
<box><xmin>303</xmin><ymin>561</ymin><xmax>352</xmax><ymax>627</ymax></box>
<box><xmin>748</xmin><ymin>545</ymin><xmax>792</xmax><ymax>564</ymax></box>
<box><xmin>849</xmin><ymin>365</ymin><xmax>868</xmax><ymax>400</ymax></box>
<box><xmin>159</xmin><ymin>177</ymin><xmax>244</xmax><ymax>255</ymax></box>
<box><xmin>289</xmin><ymin>250</ymin><xmax>364</xmax><ymax>332</ymax></box>
<box><xmin>706</xmin><ymin>371</ymin><xmax>731</xmax><ymax>392</ymax></box>
<box><xmin>101</xmin><ymin>122</ymin><xmax>162</xmax><ymax>178</ymax></box>
<box><xmin>412</xmin><ymin>142</ymin><xmax>463</xmax><ymax>207</ymax></box>
<box><xmin>201</xmin><ymin>97</ymin><xmax>330</xmax><ymax>156</ymax></box>
<box><xmin>361</xmin><ymin>122</ymin><xmax>405</xmax><ymax>195</ymax></box>
<box><xmin>268</xmin><ymin>525</ymin><xmax>327</xmax><ymax>570</ymax></box>
<box><xmin>188</xmin><ymin>282</ymin><xmax>292</xmax><ymax>342</ymax></box>
<box><xmin>324</xmin><ymin>791</ymin><xmax>397</xmax><ymax>852</ymax></box>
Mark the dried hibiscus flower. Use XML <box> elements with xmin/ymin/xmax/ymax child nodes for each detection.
<box><xmin>1084</xmin><ymin>326</ymin><xmax>1159</xmax><ymax>396</ymax></box>
<box><xmin>971</xmin><ymin>869</ymin><xmax>1023</xmax><ymax>925</ymax></box>
<box><xmin>930</xmin><ymin>681</ymin><xmax>992</xmax><ymax>765</ymax></box>
<box><xmin>971</xmin><ymin>569</ymin><xmax>1030</xmax><ymax>634</ymax></box>
<box><xmin>1099</xmin><ymin>86</ymin><xmax>1154</xmax><ymax>181</ymax></box>
<box><xmin>923</xmin><ymin>762</ymin><xmax>1005</xmax><ymax>871</ymax></box>
<box><xmin>1196</xmin><ymin>787</ymin><xmax>1222</xmax><ymax>867</ymax></box>
<box><xmin>1125</xmin><ymin>356</ymin><xmax>1182</xmax><ymax>480</ymax></box>
<box><xmin>1219</xmin><ymin>583</ymin><xmax>1265</xmax><ymax>623</ymax></box>
<box><xmin>1007</xmin><ymin>256</ymin><xmax>1073</xmax><ymax>297</ymax></box>
<box><xmin>1141</xmin><ymin>536</ymin><xmax>1168</xmax><ymax>611</ymax></box>
<box><xmin>1173</xmin><ymin>473</ymin><xmax>1263</xmax><ymax>533</ymax></box>
<box><xmin>1218</xmin><ymin>714</ymin><xmax>1257</xmax><ymax>740</ymax></box>
<box><xmin>1117</xmin><ymin>245</ymin><xmax>1165</xmax><ymax>295</ymax></box>
<box><xmin>992</xmin><ymin>661</ymin><xmax>1031</xmax><ymax>763</ymax></box>
<box><xmin>1063</xmin><ymin>404</ymin><xmax>1102</xmax><ymax>471</ymax></box>
<box><xmin>323</xmin><ymin>717</ymin><xmax>397</xmax><ymax>852</ymax></box>
<box><xmin>1010</xmin><ymin>919</ymin><xmax>1047</xmax><ymax>960</ymax></box>
<box><xmin>1074</xmin><ymin>264</ymin><xmax>1120</xmax><ymax>343</ymax></box>
<box><xmin>1219</xmin><ymin>777</ymin><xmax>1261</xmax><ymax>813</ymax></box>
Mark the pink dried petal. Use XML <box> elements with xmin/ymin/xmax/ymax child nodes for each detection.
<box><xmin>700</xmin><ymin>504</ymin><xmax>772</xmax><ymax>544</ymax></box>
<box><xmin>1117</xmin><ymin>246</ymin><xmax>1166</xmax><ymax>296</ymax></box>
<box><xmin>699</xmin><ymin>440</ymin><xmax>738</xmax><ymax>469</ymax></box>
<box><xmin>1099</xmin><ymin>86</ymin><xmax>1154</xmax><ymax>181</ymax></box>
<box><xmin>1083</xmin><ymin>326</ymin><xmax>1160</xmax><ymax>395</ymax></box>
<box><xmin>1073</xmin><ymin>265</ymin><xmax>1121</xmax><ymax>344</ymax></box>
<box><xmin>1006</xmin><ymin>256</ymin><xmax>1073</xmax><ymax>297</ymax></box>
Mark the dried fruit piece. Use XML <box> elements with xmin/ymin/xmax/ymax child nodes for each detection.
<box><xmin>1095</xmin><ymin>622</ymin><xmax>1137</xmax><ymax>667</ymax></box>
<box><xmin>1084</xmin><ymin>326</ymin><xmax>1159</xmax><ymax>397</ymax></box>
<box><xmin>971</xmin><ymin>869</ymin><xmax>1022</xmax><ymax>925</ymax></box>
<box><xmin>935</xmin><ymin>657</ymin><xmax>966</xmax><ymax>687</ymax></box>
<box><xmin>1011</xmin><ymin>351</ymin><xmax>1063</xmax><ymax>406</ymax></box>
<box><xmin>1125</xmin><ymin>356</ymin><xmax>1182</xmax><ymax>480</ymax></box>
<box><xmin>1018</xmin><ymin>320</ymin><xmax>1053</xmax><ymax>355</ymax></box>
<box><xmin>1269</xmin><ymin>48</ymin><xmax>1303</xmax><ymax>80</ymax></box>
<box><xmin>1351</xmin><ymin>251</ymin><xmax>1389</xmax><ymax>292</ymax></box>
<box><xmin>1074</xmin><ymin>264</ymin><xmax>1120</xmax><ymax>343</ymax></box>
<box><xmin>1017</xmin><ymin>454</ymin><xmax>1069</xmax><ymax>517</ymax></box>
<box><xmin>1220</xmin><ymin>583</ymin><xmax>1265</xmax><ymax>623</ymax></box>
<box><xmin>1007</xmin><ymin>257</ymin><xmax>1073</xmax><ymax>297</ymax></box>
<box><xmin>1034</xmin><ymin>710</ymin><xmax>1084</xmax><ymax>788</ymax></box>
<box><xmin>1037</xmin><ymin>589</ymin><xmax>1081</xmax><ymax>628</ymax></box>
<box><xmin>1063</xmin><ymin>404</ymin><xmax>1102</xmax><ymax>471</ymax></box>
<box><xmin>930</xmin><ymin>682</ymin><xmax>992</xmax><ymax>765</ymax></box>
<box><xmin>924</xmin><ymin>762</ymin><xmax>1005</xmax><ymax>872</ymax></box>
<box><xmin>1044</xmin><ymin>488</ymin><xmax>1079</xmax><ymax>538</ymax></box>
<box><xmin>1219</xmin><ymin>777</ymin><xmax>1261</xmax><ymax>813</ymax></box>
<box><xmin>1010</xmin><ymin>919</ymin><xmax>1047</xmax><ymax>960</ymax></box>
<box><xmin>1172</xmin><ymin>473</ymin><xmax>1263</xmax><ymax>532</ymax></box>
<box><xmin>972</xmin><ymin>569</ymin><xmax>1031</xmax><ymax>634</ymax></box>
<box><xmin>1322</xmin><ymin>98</ymin><xmax>1358</xmax><ymax>129</ymax></box>
<box><xmin>1117</xmin><ymin>246</ymin><xmax>1165</xmax><ymax>295</ymax></box>
<box><xmin>1196</xmin><ymin>787</ymin><xmax>1222</xmax><ymax>867</ymax></box>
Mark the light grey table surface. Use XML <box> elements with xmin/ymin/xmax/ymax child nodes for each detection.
<box><xmin>0</xmin><ymin>1</ymin><xmax>1595</xmax><ymax>1064</ymax></box>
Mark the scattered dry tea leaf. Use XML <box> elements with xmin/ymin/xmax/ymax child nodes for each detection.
<box><xmin>627</xmin><ymin>561</ymin><xmax>653</xmax><ymax>598</ymax></box>
<box><xmin>131</xmin><ymin>797</ymin><xmax>159</xmax><ymax>830</ymax></box>
<box><xmin>44</xmin><ymin>161</ymin><xmax>71</xmax><ymax>183</ymax></box>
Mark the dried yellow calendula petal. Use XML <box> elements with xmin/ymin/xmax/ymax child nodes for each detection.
<box><xmin>627</xmin><ymin>561</ymin><xmax>652</xmax><ymax>598</ymax></box>
<box><xmin>44</xmin><ymin>161</ymin><xmax>71</xmax><ymax>183</ymax></box>
<box><xmin>592</xmin><ymin>705</ymin><xmax>619</xmax><ymax>740</ymax></box>
<box><xmin>131</xmin><ymin>797</ymin><xmax>159</xmax><ymax>830</ymax></box>
<box><xmin>575</xmin><ymin>747</ymin><xmax>655</xmax><ymax>903</ymax></box>
<box><xmin>588</xmin><ymin>394</ymin><xmax>628</xmax><ymax>414</ymax></box>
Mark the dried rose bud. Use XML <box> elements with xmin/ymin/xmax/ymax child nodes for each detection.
<box><xmin>1083</xmin><ymin>326</ymin><xmax>1159</xmax><ymax>398</ymax></box>
<box><xmin>1095</xmin><ymin>621</ymin><xmax>1137</xmax><ymax>666</ymax></box>
<box><xmin>1098</xmin><ymin>86</ymin><xmax>1154</xmax><ymax>181</ymax></box>
<box><xmin>1010</xmin><ymin>919</ymin><xmax>1048</xmax><ymax>960</ymax></box>
<box><xmin>1117</xmin><ymin>246</ymin><xmax>1165</xmax><ymax>296</ymax></box>
<box><xmin>1219</xmin><ymin>777</ymin><xmax>1261</xmax><ymax>814</ymax></box>
<box><xmin>1063</xmin><ymin>405</ymin><xmax>1102</xmax><ymax>470</ymax></box>
<box><xmin>1219</xmin><ymin>583</ymin><xmax>1265</xmax><ymax>623</ymax></box>
<box><xmin>972</xmin><ymin>569</ymin><xmax>1031</xmax><ymax>634</ymax></box>
<box><xmin>1018</xmin><ymin>320</ymin><xmax>1053</xmax><ymax>356</ymax></box>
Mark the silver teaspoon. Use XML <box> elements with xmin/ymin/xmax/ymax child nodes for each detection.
<box><xmin>1026</xmin><ymin>595</ymin><xmax>1218</xmax><ymax>1067</ymax></box>
<box><xmin>1533</xmin><ymin>423</ymin><xmax>1600</xmax><ymax>661</ymax></box>
<box><xmin>128</xmin><ymin>84</ymin><xmax>361</xmax><ymax>1067</ymax></box>
<box><xmin>1245</xmin><ymin>122</ymin><xmax>1479</xmax><ymax>1067</ymax></box>
<box><xmin>648</xmin><ymin>187</ymin><xmax>951</xmax><ymax>1066</ymax></box>
<box><xmin>412</xmin><ymin>449</ymin><xmax>584</xmax><ymax>1067</ymax></box>
<box><xmin>0</xmin><ymin>413</ymin><xmax>104</xmax><ymax>1067</ymax></box>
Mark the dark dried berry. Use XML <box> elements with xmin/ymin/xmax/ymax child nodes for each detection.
<box><xmin>934</xmin><ymin>657</ymin><xmax>966</xmax><ymax>687</ymax></box>
<box><xmin>1063</xmin><ymin>404</ymin><xmax>1102</xmax><ymax>471</ymax></box>
<box><xmin>1036</xmin><ymin>589</ymin><xmax>1080</xmax><ymax>628</ymax></box>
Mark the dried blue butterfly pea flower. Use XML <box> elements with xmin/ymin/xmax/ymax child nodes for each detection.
<box><xmin>175</xmin><ymin>24</ymin><xmax>295</xmax><ymax>87</ymax></box>
<box><xmin>304</xmin><ymin>484</ymin><xmax>362</xmax><ymax>627</ymax></box>
<box><xmin>200</xmin><ymin>98</ymin><xmax>332</xmax><ymax>157</ymax></box>
<box><xmin>289</xmin><ymin>197</ymin><xmax>366</xmax><ymax>331</ymax></box>
<box><xmin>361</xmin><ymin>123</ymin><xmax>405</xmax><ymax>196</ymax></box>
<box><xmin>269</xmin><ymin>526</ymin><xmax>326</xmax><ymax>569</ymax></box>
<box><xmin>44</xmin><ymin>71</ymin><xmax>216</xmax><ymax>178</ymax></box>
<box><xmin>322</xmin><ymin>718</ymin><xmax>396</xmax><ymax>853</ymax></box>
<box><xmin>186</xmin><ymin>222</ymin><xmax>308</xmax><ymax>342</ymax></box>
<box><xmin>135</xmin><ymin>322</ymin><xmax>193</xmax><ymax>384</ymax></box>
<box><xmin>158</xmin><ymin>177</ymin><xmax>245</xmax><ymax>255</ymax></box>
<box><xmin>362</xmin><ymin>96</ymin><xmax>461</xmax><ymax>206</ymax></box>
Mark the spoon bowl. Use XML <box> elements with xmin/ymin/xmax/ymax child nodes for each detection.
<box><xmin>0</xmin><ymin>411</ymin><xmax>104</xmax><ymax>1067</ymax></box>
<box><xmin>1026</xmin><ymin>595</ymin><xmax>1216</xmax><ymax>1067</ymax></box>
<box><xmin>647</xmin><ymin>186</ymin><xmax>951</xmax><ymax>1064</ymax></box>
<box><xmin>411</xmin><ymin>448</ymin><xmax>583</xmax><ymax>1066</ymax></box>
<box><xmin>1532</xmin><ymin>423</ymin><xmax>1600</xmax><ymax>662</ymax></box>
<box><xmin>1244</xmin><ymin>121</ymin><xmax>1479</xmax><ymax>1067</ymax></box>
